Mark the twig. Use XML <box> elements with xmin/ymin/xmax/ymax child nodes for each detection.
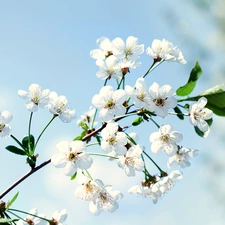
<box><xmin>0</xmin><ymin>159</ymin><xmax>51</xmax><ymax>200</ymax></box>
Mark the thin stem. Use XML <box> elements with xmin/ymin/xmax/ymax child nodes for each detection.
<box><xmin>3</xmin><ymin>212</ymin><xmax>17</xmax><ymax>225</ymax></box>
<box><xmin>88</xmin><ymin>152</ymin><xmax>119</xmax><ymax>159</ymax></box>
<box><xmin>85</xmin><ymin>170</ymin><xmax>93</xmax><ymax>180</ymax></box>
<box><xmin>168</xmin><ymin>112</ymin><xmax>189</xmax><ymax>116</ymax></box>
<box><xmin>10</xmin><ymin>135</ymin><xmax>24</xmax><ymax>149</ymax></box>
<box><xmin>143</xmin><ymin>151</ymin><xmax>164</xmax><ymax>173</ymax></box>
<box><xmin>7</xmin><ymin>210</ymin><xmax>24</xmax><ymax>222</ymax></box>
<box><xmin>8</xmin><ymin>208</ymin><xmax>50</xmax><ymax>223</ymax></box>
<box><xmin>0</xmin><ymin>159</ymin><xmax>51</xmax><ymax>199</ymax></box>
<box><xmin>114</xmin><ymin>111</ymin><xmax>139</xmax><ymax>120</ymax></box>
<box><xmin>86</xmin><ymin>142</ymin><xmax>100</xmax><ymax>148</ymax></box>
<box><xmin>104</xmin><ymin>78</ymin><xmax>108</xmax><ymax>86</ymax></box>
<box><xmin>34</xmin><ymin>115</ymin><xmax>57</xmax><ymax>150</ymax></box>
<box><xmin>117</xmin><ymin>75</ymin><xmax>125</xmax><ymax>90</ymax></box>
<box><xmin>149</xmin><ymin>117</ymin><xmax>160</xmax><ymax>128</ymax></box>
<box><xmin>90</xmin><ymin>79</ymin><xmax>108</xmax><ymax>129</ymax></box>
<box><xmin>28</xmin><ymin>112</ymin><xmax>33</xmax><ymax>152</ymax></box>
<box><xmin>142</xmin><ymin>59</ymin><xmax>164</xmax><ymax>78</ymax></box>
<box><xmin>90</xmin><ymin>109</ymin><xmax>98</xmax><ymax>130</ymax></box>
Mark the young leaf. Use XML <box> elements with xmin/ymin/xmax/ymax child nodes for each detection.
<box><xmin>73</xmin><ymin>131</ymin><xmax>86</xmax><ymax>141</ymax></box>
<box><xmin>176</xmin><ymin>61</ymin><xmax>202</xmax><ymax>96</ymax></box>
<box><xmin>132</xmin><ymin>117</ymin><xmax>143</xmax><ymax>126</ymax></box>
<box><xmin>178</xmin><ymin>90</ymin><xmax>225</xmax><ymax>116</ymax></box>
<box><xmin>6</xmin><ymin>192</ymin><xmax>19</xmax><ymax>208</ymax></box>
<box><xmin>173</xmin><ymin>106</ymin><xmax>184</xmax><ymax>120</ymax></box>
<box><xmin>22</xmin><ymin>135</ymin><xmax>35</xmax><ymax>154</ymax></box>
<box><xmin>5</xmin><ymin>146</ymin><xmax>26</xmax><ymax>156</ymax></box>
<box><xmin>70</xmin><ymin>172</ymin><xmax>77</xmax><ymax>180</ymax></box>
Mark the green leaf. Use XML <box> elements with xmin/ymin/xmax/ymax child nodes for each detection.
<box><xmin>6</xmin><ymin>192</ymin><xmax>19</xmax><ymax>209</ymax></box>
<box><xmin>73</xmin><ymin>131</ymin><xmax>86</xmax><ymax>141</ymax></box>
<box><xmin>173</xmin><ymin>107</ymin><xmax>184</xmax><ymax>120</ymax></box>
<box><xmin>132</xmin><ymin>117</ymin><xmax>143</xmax><ymax>126</ymax></box>
<box><xmin>95</xmin><ymin>135</ymin><xmax>101</xmax><ymax>145</ymax></box>
<box><xmin>70</xmin><ymin>172</ymin><xmax>77</xmax><ymax>180</ymax></box>
<box><xmin>78</xmin><ymin>121</ymin><xmax>89</xmax><ymax>130</ymax></box>
<box><xmin>22</xmin><ymin>135</ymin><xmax>35</xmax><ymax>154</ymax></box>
<box><xmin>176</xmin><ymin>61</ymin><xmax>202</xmax><ymax>96</ymax></box>
<box><xmin>179</xmin><ymin>89</ymin><xmax>225</xmax><ymax>116</ymax></box>
<box><xmin>5</xmin><ymin>145</ymin><xmax>26</xmax><ymax>156</ymax></box>
<box><xmin>194</xmin><ymin>119</ymin><xmax>212</xmax><ymax>138</ymax></box>
<box><xmin>194</xmin><ymin>126</ymin><xmax>209</xmax><ymax>138</ymax></box>
<box><xmin>26</xmin><ymin>155</ymin><xmax>36</xmax><ymax>169</ymax></box>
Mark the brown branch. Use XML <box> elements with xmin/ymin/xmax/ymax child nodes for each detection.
<box><xmin>0</xmin><ymin>159</ymin><xmax>51</xmax><ymax>200</ymax></box>
<box><xmin>82</xmin><ymin>122</ymin><xmax>107</xmax><ymax>142</ymax></box>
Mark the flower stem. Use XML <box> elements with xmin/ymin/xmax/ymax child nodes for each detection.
<box><xmin>85</xmin><ymin>170</ymin><xmax>93</xmax><ymax>180</ymax></box>
<box><xmin>117</xmin><ymin>75</ymin><xmax>125</xmax><ymax>90</ymax></box>
<box><xmin>90</xmin><ymin>109</ymin><xmax>98</xmax><ymax>130</ymax></box>
<box><xmin>28</xmin><ymin>112</ymin><xmax>33</xmax><ymax>152</ymax></box>
<box><xmin>10</xmin><ymin>135</ymin><xmax>24</xmax><ymax>149</ymax></box>
<box><xmin>0</xmin><ymin>159</ymin><xmax>51</xmax><ymax>199</ymax></box>
<box><xmin>142</xmin><ymin>59</ymin><xmax>164</xmax><ymax>78</ymax></box>
<box><xmin>8</xmin><ymin>208</ymin><xmax>50</xmax><ymax>223</ymax></box>
<box><xmin>149</xmin><ymin>117</ymin><xmax>160</xmax><ymax>128</ymax></box>
<box><xmin>143</xmin><ymin>151</ymin><xmax>164</xmax><ymax>173</ymax></box>
<box><xmin>34</xmin><ymin>115</ymin><xmax>57</xmax><ymax>150</ymax></box>
<box><xmin>86</xmin><ymin>142</ymin><xmax>100</xmax><ymax>148</ymax></box>
<box><xmin>114</xmin><ymin>111</ymin><xmax>139</xmax><ymax>121</ymax></box>
<box><xmin>168</xmin><ymin>112</ymin><xmax>189</xmax><ymax>116</ymax></box>
<box><xmin>88</xmin><ymin>152</ymin><xmax>119</xmax><ymax>159</ymax></box>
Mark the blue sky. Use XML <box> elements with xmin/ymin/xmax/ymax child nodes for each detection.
<box><xmin>1</xmin><ymin>1</ymin><xmax>225</xmax><ymax>225</ymax></box>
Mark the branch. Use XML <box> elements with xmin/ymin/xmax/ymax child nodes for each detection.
<box><xmin>0</xmin><ymin>159</ymin><xmax>51</xmax><ymax>200</ymax></box>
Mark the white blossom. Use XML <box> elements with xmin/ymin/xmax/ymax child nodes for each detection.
<box><xmin>167</xmin><ymin>147</ymin><xmax>199</xmax><ymax>169</ymax></box>
<box><xmin>92</xmin><ymin>86</ymin><xmax>127</xmax><ymax>121</ymax></box>
<box><xmin>18</xmin><ymin>84</ymin><xmax>50</xmax><ymax>112</ymax></box>
<box><xmin>146</xmin><ymin>39</ymin><xmax>186</xmax><ymax>64</ymax></box>
<box><xmin>189</xmin><ymin>97</ymin><xmax>213</xmax><ymax>132</ymax></box>
<box><xmin>95</xmin><ymin>55</ymin><xmax>122</xmax><ymax>80</ymax></box>
<box><xmin>51</xmin><ymin>209</ymin><xmax>67</xmax><ymax>225</ymax></box>
<box><xmin>156</xmin><ymin>170</ymin><xmax>183</xmax><ymax>194</ymax></box>
<box><xmin>17</xmin><ymin>208</ymin><xmax>47</xmax><ymax>225</ymax></box>
<box><xmin>90</xmin><ymin>37</ymin><xmax>115</xmax><ymax>60</ymax></box>
<box><xmin>89</xmin><ymin>179</ymin><xmax>123</xmax><ymax>215</ymax></box>
<box><xmin>51</xmin><ymin>140</ymin><xmax>93</xmax><ymax>176</ymax></box>
<box><xmin>101</xmin><ymin>122</ymin><xmax>127</xmax><ymax>156</ymax></box>
<box><xmin>129</xmin><ymin>170</ymin><xmax>182</xmax><ymax>203</ymax></box>
<box><xmin>128</xmin><ymin>184</ymin><xmax>160</xmax><ymax>204</ymax></box>
<box><xmin>0</xmin><ymin>111</ymin><xmax>12</xmax><ymax>138</ymax></box>
<box><xmin>125</xmin><ymin>78</ymin><xmax>154</xmax><ymax>111</ymax></box>
<box><xmin>112</xmin><ymin>36</ymin><xmax>144</xmax><ymax>61</ymax></box>
<box><xmin>118</xmin><ymin>144</ymin><xmax>144</xmax><ymax>176</ymax></box>
<box><xmin>76</xmin><ymin>106</ymin><xmax>97</xmax><ymax>127</ymax></box>
<box><xmin>75</xmin><ymin>176</ymin><xmax>99</xmax><ymax>201</ymax></box>
<box><xmin>150</xmin><ymin>124</ymin><xmax>183</xmax><ymax>156</ymax></box>
<box><xmin>149</xmin><ymin>82</ymin><xmax>177</xmax><ymax>117</ymax></box>
<box><xmin>48</xmin><ymin>91</ymin><xmax>76</xmax><ymax>123</ymax></box>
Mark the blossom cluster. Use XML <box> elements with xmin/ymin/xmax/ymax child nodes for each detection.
<box><xmin>17</xmin><ymin>208</ymin><xmax>67</xmax><ymax>225</ymax></box>
<box><xmin>18</xmin><ymin>83</ymin><xmax>76</xmax><ymax>122</ymax></box>
<box><xmin>0</xmin><ymin>35</ymin><xmax>217</xmax><ymax>222</ymax></box>
<box><xmin>90</xmin><ymin>36</ymin><xmax>186</xmax><ymax>81</ymax></box>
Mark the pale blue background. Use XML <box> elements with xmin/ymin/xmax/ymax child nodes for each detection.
<box><xmin>0</xmin><ymin>1</ymin><xmax>225</xmax><ymax>225</ymax></box>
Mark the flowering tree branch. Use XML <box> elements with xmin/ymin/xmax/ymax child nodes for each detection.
<box><xmin>0</xmin><ymin>159</ymin><xmax>51</xmax><ymax>200</ymax></box>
